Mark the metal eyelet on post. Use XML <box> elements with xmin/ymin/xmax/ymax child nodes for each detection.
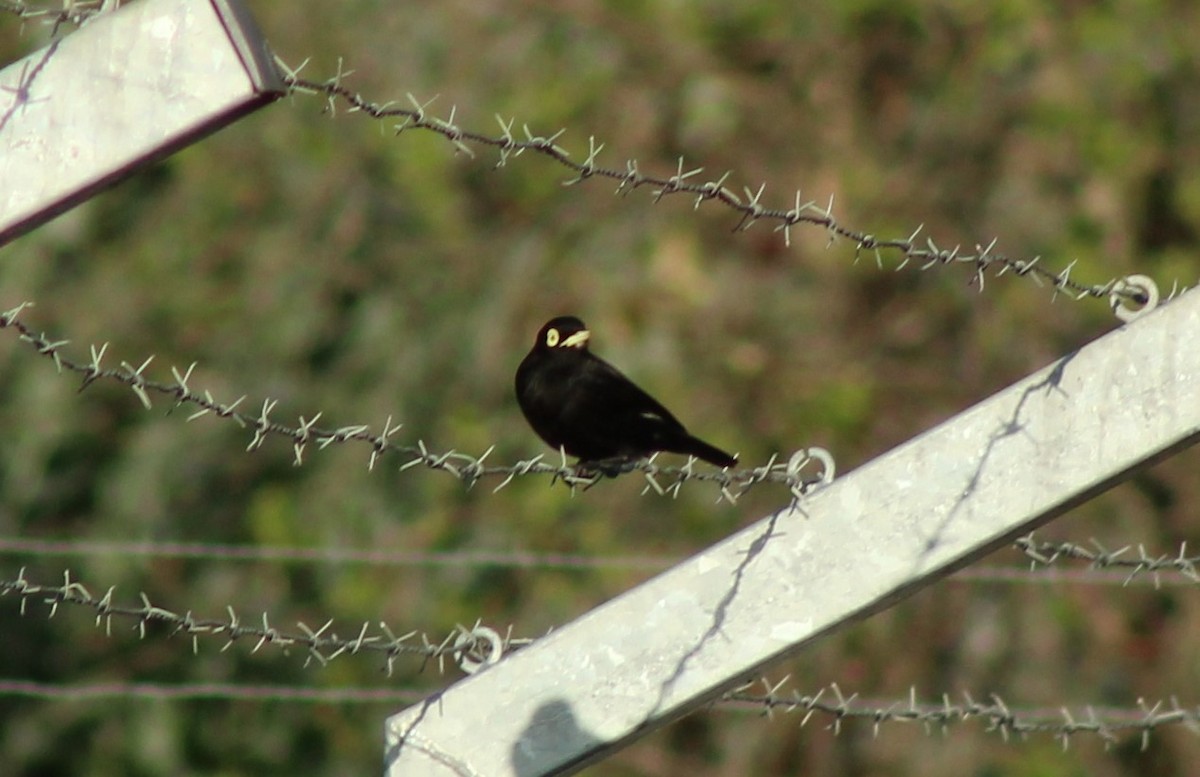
<box><xmin>1110</xmin><ymin>274</ymin><xmax>1160</xmax><ymax>323</ymax></box>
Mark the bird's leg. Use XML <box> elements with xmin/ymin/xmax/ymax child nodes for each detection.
<box><xmin>547</xmin><ymin>446</ymin><xmax>604</xmax><ymax>490</ymax></box>
<box><xmin>552</xmin><ymin>465</ymin><xmax>603</xmax><ymax>491</ymax></box>
<box><xmin>549</xmin><ymin>445</ymin><xmax>575</xmax><ymax>487</ymax></box>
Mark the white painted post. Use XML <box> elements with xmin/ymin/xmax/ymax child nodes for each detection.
<box><xmin>385</xmin><ymin>289</ymin><xmax>1200</xmax><ymax>776</ymax></box>
<box><xmin>0</xmin><ymin>0</ymin><xmax>283</xmax><ymax>245</ymax></box>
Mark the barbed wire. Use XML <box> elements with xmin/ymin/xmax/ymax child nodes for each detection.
<box><xmin>723</xmin><ymin>678</ymin><xmax>1200</xmax><ymax>751</ymax></box>
<box><xmin>4</xmin><ymin>566</ymin><xmax>1195</xmax><ymax>752</ymax></box>
<box><xmin>0</xmin><ymin>0</ymin><xmax>115</xmax><ymax>35</ymax></box>
<box><xmin>7</xmin><ymin>671</ymin><xmax>1190</xmax><ymax>748</ymax></box>
<box><xmin>4</xmin><ymin>668</ymin><xmax>1196</xmax><ymax>753</ymax></box>
<box><xmin>2</xmin><ymin>2</ymin><xmax>1182</xmax><ymax>314</ymax></box>
<box><xmin>4</xmin><ymin>563</ymin><xmax>1196</xmax><ymax>751</ymax></box>
<box><xmin>0</xmin><ymin>302</ymin><xmax>833</xmax><ymax>504</ymax></box>
<box><xmin>1015</xmin><ymin>533</ymin><xmax>1200</xmax><ymax>588</ymax></box>
<box><xmin>272</xmin><ymin>61</ymin><xmax>1183</xmax><ymax>315</ymax></box>
<box><xmin>4</xmin><ymin>674</ymin><xmax>1196</xmax><ymax>750</ymax></box>
<box><xmin>0</xmin><ymin>567</ymin><xmax>533</xmax><ymax>676</ymax></box>
<box><xmin>4</xmin><ymin>0</ymin><xmax>1197</xmax><ymax>767</ymax></box>
<box><xmin>3</xmin><ymin>534</ymin><xmax>1199</xmax><ymax>588</ymax></box>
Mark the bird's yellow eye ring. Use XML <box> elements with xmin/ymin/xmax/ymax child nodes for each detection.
<box><xmin>546</xmin><ymin>328</ymin><xmax>560</xmax><ymax>347</ymax></box>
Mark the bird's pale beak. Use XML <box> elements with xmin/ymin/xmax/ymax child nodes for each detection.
<box><xmin>562</xmin><ymin>330</ymin><xmax>590</xmax><ymax>348</ymax></box>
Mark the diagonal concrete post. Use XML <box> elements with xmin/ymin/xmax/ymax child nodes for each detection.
<box><xmin>0</xmin><ymin>0</ymin><xmax>283</xmax><ymax>246</ymax></box>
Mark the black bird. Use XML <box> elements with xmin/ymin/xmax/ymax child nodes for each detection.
<box><xmin>515</xmin><ymin>316</ymin><xmax>737</xmax><ymax>469</ymax></box>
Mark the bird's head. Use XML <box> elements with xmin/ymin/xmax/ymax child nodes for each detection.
<box><xmin>534</xmin><ymin>316</ymin><xmax>590</xmax><ymax>351</ymax></box>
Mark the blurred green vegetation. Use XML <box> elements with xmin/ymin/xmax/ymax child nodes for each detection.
<box><xmin>2</xmin><ymin>0</ymin><xmax>1199</xmax><ymax>775</ymax></box>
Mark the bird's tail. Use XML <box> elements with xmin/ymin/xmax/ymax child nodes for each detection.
<box><xmin>675</xmin><ymin>435</ymin><xmax>737</xmax><ymax>469</ymax></box>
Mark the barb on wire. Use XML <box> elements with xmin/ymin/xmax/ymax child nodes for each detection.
<box><xmin>3</xmin><ymin>6</ymin><xmax>1188</xmax><ymax>310</ymax></box>
<box><xmin>0</xmin><ymin>0</ymin><xmax>116</xmax><ymax>34</ymax></box>
<box><xmin>1015</xmin><ymin>533</ymin><xmax>1200</xmax><ymax>589</ymax></box>
<box><xmin>0</xmin><ymin>568</ymin><xmax>531</xmax><ymax>676</ymax></box>
<box><xmin>723</xmin><ymin>678</ymin><xmax>1199</xmax><ymax>751</ymax></box>
<box><xmin>0</xmin><ymin>304</ymin><xmax>834</xmax><ymax>504</ymax></box>
<box><xmin>273</xmin><ymin>58</ymin><xmax>1190</xmax><ymax>312</ymax></box>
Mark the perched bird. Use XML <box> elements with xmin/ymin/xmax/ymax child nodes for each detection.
<box><xmin>515</xmin><ymin>316</ymin><xmax>737</xmax><ymax>469</ymax></box>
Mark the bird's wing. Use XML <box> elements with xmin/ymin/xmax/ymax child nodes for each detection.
<box><xmin>566</xmin><ymin>356</ymin><xmax>689</xmax><ymax>440</ymax></box>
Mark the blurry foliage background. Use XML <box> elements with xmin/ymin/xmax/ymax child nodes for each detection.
<box><xmin>2</xmin><ymin>0</ymin><xmax>1199</xmax><ymax>775</ymax></box>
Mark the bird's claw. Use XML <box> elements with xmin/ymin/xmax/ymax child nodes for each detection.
<box><xmin>576</xmin><ymin>455</ymin><xmax>640</xmax><ymax>479</ymax></box>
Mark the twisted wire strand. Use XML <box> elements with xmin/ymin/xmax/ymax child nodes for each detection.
<box><xmin>272</xmin><ymin>62</ymin><xmax>1169</xmax><ymax>312</ymax></box>
<box><xmin>3</xmin><ymin>0</ymin><xmax>1196</xmax><ymax>762</ymax></box>
<box><xmin>0</xmin><ymin>0</ymin><xmax>113</xmax><ymax>34</ymax></box>
<box><xmin>1</xmin><ymin>674</ymin><xmax>1194</xmax><ymax>753</ymax></box>
<box><xmin>4</xmin><ymin>566</ymin><xmax>1194</xmax><ymax>753</ymax></box>
<box><xmin>0</xmin><ymin>303</ymin><xmax>832</xmax><ymax>503</ymax></box>
<box><xmin>1015</xmin><ymin>533</ymin><xmax>1200</xmax><ymax>588</ymax></box>
<box><xmin>724</xmin><ymin>678</ymin><xmax>1199</xmax><ymax>751</ymax></box>
<box><xmin>0</xmin><ymin>567</ymin><xmax>532</xmax><ymax>676</ymax></box>
<box><xmin>2</xmin><ymin>1</ymin><xmax>1170</xmax><ymax>309</ymax></box>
